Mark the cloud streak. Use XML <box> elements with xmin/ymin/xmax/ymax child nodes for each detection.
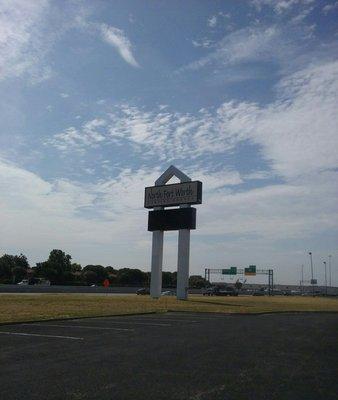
<box><xmin>252</xmin><ymin>0</ymin><xmax>315</xmax><ymax>14</ymax></box>
<box><xmin>0</xmin><ymin>0</ymin><xmax>52</xmax><ymax>82</ymax></box>
<box><xmin>100</xmin><ymin>24</ymin><xmax>139</xmax><ymax>68</ymax></box>
<box><xmin>180</xmin><ymin>24</ymin><xmax>306</xmax><ymax>75</ymax></box>
<box><xmin>322</xmin><ymin>1</ymin><xmax>338</xmax><ymax>14</ymax></box>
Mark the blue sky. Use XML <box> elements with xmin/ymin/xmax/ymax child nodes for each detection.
<box><xmin>0</xmin><ymin>0</ymin><xmax>338</xmax><ymax>285</ymax></box>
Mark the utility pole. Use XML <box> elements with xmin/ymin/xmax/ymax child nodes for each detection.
<box><xmin>328</xmin><ymin>255</ymin><xmax>332</xmax><ymax>287</ymax></box>
<box><xmin>309</xmin><ymin>252</ymin><xmax>314</xmax><ymax>296</ymax></box>
<box><xmin>323</xmin><ymin>261</ymin><xmax>327</xmax><ymax>296</ymax></box>
<box><xmin>300</xmin><ymin>264</ymin><xmax>304</xmax><ymax>294</ymax></box>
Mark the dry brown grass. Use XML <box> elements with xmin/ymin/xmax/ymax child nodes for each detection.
<box><xmin>1</xmin><ymin>294</ymin><xmax>337</xmax><ymax>324</ymax></box>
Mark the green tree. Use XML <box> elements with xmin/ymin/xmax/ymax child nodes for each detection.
<box><xmin>162</xmin><ymin>271</ymin><xmax>175</xmax><ymax>287</ymax></box>
<box><xmin>189</xmin><ymin>275</ymin><xmax>207</xmax><ymax>289</ymax></box>
<box><xmin>116</xmin><ymin>268</ymin><xmax>147</xmax><ymax>285</ymax></box>
<box><xmin>35</xmin><ymin>261</ymin><xmax>57</xmax><ymax>282</ymax></box>
<box><xmin>13</xmin><ymin>254</ymin><xmax>29</xmax><ymax>269</ymax></box>
<box><xmin>82</xmin><ymin>265</ymin><xmax>108</xmax><ymax>285</ymax></box>
<box><xmin>71</xmin><ymin>263</ymin><xmax>82</xmax><ymax>272</ymax></box>
<box><xmin>106</xmin><ymin>266</ymin><xmax>118</xmax><ymax>284</ymax></box>
<box><xmin>35</xmin><ymin>249</ymin><xmax>72</xmax><ymax>284</ymax></box>
<box><xmin>83</xmin><ymin>270</ymin><xmax>97</xmax><ymax>285</ymax></box>
<box><xmin>0</xmin><ymin>255</ymin><xmax>15</xmax><ymax>283</ymax></box>
<box><xmin>0</xmin><ymin>254</ymin><xmax>29</xmax><ymax>283</ymax></box>
<box><xmin>234</xmin><ymin>279</ymin><xmax>244</xmax><ymax>290</ymax></box>
<box><xmin>11</xmin><ymin>266</ymin><xmax>27</xmax><ymax>283</ymax></box>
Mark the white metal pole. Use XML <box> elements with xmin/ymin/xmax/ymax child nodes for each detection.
<box><xmin>177</xmin><ymin>228</ymin><xmax>190</xmax><ymax>300</ymax></box>
<box><xmin>324</xmin><ymin>261</ymin><xmax>327</xmax><ymax>296</ymax></box>
<box><xmin>309</xmin><ymin>252</ymin><xmax>314</xmax><ymax>296</ymax></box>
<box><xmin>329</xmin><ymin>255</ymin><xmax>332</xmax><ymax>287</ymax></box>
<box><xmin>150</xmin><ymin>230</ymin><xmax>164</xmax><ymax>299</ymax></box>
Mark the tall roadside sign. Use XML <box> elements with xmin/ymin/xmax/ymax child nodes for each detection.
<box><xmin>144</xmin><ymin>165</ymin><xmax>202</xmax><ymax>300</ymax></box>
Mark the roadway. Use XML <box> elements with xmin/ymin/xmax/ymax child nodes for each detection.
<box><xmin>0</xmin><ymin>284</ymin><xmax>201</xmax><ymax>295</ymax></box>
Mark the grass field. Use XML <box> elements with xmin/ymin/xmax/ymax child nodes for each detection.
<box><xmin>1</xmin><ymin>294</ymin><xmax>338</xmax><ymax>324</ymax></box>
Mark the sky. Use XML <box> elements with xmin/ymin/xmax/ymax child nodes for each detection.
<box><xmin>0</xmin><ymin>0</ymin><xmax>338</xmax><ymax>285</ymax></box>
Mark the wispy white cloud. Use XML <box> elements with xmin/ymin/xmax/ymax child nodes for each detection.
<box><xmin>242</xmin><ymin>61</ymin><xmax>338</xmax><ymax>178</ymax></box>
<box><xmin>48</xmin><ymin>103</ymin><xmax>241</xmax><ymax>160</ymax></box>
<box><xmin>243</xmin><ymin>170</ymin><xmax>274</xmax><ymax>180</ymax></box>
<box><xmin>44</xmin><ymin>60</ymin><xmax>338</xmax><ymax>256</ymax></box>
<box><xmin>46</xmin><ymin>118</ymin><xmax>107</xmax><ymax>152</ymax></box>
<box><xmin>0</xmin><ymin>0</ymin><xmax>52</xmax><ymax>82</ymax></box>
<box><xmin>252</xmin><ymin>0</ymin><xmax>314</xmax><ymax>14</ymax></box>
<box><xmin>99</xmin><ymin>24</ymin><xmax>139</xmax><ymax>68</ymax></box>
<box><xmin>182</xmin><ymin>2</ymin><xmax>326</xmax><ymax>81</ymax></box>
<box><xmin>181</xmin><ymin>26</ymin><xmax>288</xmax><ymax>73</ymax></box>
<box><xmin>322</xmin><ymin>1</ymin><xmax>338</xmax><ymax>14</ymax></box>
<box><xmin>0</xmin><ymin>0</ymin><xmax>92</xmax><ymax>83</ymax></box>
<box><xmin>207</xmin><ymin>15</ymin><xmax>217</xmax><ymax>28</ymax></box>
<box><xmin>192</xmin><ymin>39</ymin><xmax>214</xmax><ymax>48</ymax></box>
<box><xmin>199</xmin><ymin>171</ymin><xmax>338</xmax><ymax>240</ymax></box>
<box><xmin>46</xmin><ymin>58</ymin><xmax>338</xmax><ymax>259</ymax></box>
<box><xmin>48</xmin><ymin>60</ymin><xmax>338</xmax><ymax>180</ymax></box>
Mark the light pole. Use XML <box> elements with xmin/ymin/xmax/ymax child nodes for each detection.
<box><xmin>301</xmin><ymin>264</ymin><xmax>304</xmax><ymax>294</ymax></box>
<box><xmin>309</xmin><ymin>252</ymin><xmax>314</xmax><ymax>296</ymax></box>
<box><xmin>323</xmin><ymin>261</ymin><xmax>327</xmax><ymax>296</ymax></box>
<box><xmin>328</xmin><ymin>255</ymin><xmax>332</xmax><ymax>287</ymax></box>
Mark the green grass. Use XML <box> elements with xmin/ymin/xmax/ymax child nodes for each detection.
<box><xmin>1</xmin><ymin>294</ymin><xmax>338</xmax><ymax>324</ymax></box>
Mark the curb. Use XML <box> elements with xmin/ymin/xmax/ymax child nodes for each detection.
<box><xmin>0</xmin><ymin>310</ymin><xmax>168</xmax><ymax>327</ymax></box>
<box><xmin>167</xmin><ymin>309</ymin><xmax>338</xmax><ymax>316</ymax></box>
<box><xmin>1</xmin><ymin>310</ymin><xmax>337</xmax><ymax>326</ymax></box>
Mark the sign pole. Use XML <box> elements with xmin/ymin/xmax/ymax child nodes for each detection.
<box><xmin>177</xmin><ymin>228</ymin><xmax>190</xmax><ymax>300</ymax></box>
<box><xmin>150</xmin><ymin>229</ymin><xmax>163</xmax><ymax>299</ymax></box>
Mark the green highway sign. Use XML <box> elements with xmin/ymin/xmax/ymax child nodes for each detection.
<box><xmin>222</xmin><ymin>267</ymin><xmax>237</xmax><ymax>275</ymax></box>
<box><xmin>245</xmin><ymin>265</ymin><xmax>256</xmax><ymax>276</ymax></box>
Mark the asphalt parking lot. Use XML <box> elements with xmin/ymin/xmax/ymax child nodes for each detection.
<box><xmin>0</xmin><ymin>312</ymin><xmax>337</xmax><ymax>400</ymax></box>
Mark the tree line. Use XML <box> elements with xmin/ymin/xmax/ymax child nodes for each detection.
<box><xmin>0</xmin><ymin>249</ymin><xmax>207</xmax><ymax>288</ymax></box>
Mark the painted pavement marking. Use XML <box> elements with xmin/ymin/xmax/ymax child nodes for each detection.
<box><xmin>0</xmin><ymin>331</ymin><xmax>83</xmax><ymax>340</ymax></box>
<box><xmin>22</xmin><ymin>323</ymin><xmax>134</xmax><ymax>332</ymax></box>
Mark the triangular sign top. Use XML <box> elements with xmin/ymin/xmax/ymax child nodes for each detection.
<box><xmin>155</xmin><ymin>165</ymin><xmax>191</xmax><ymax>186</ymax></box>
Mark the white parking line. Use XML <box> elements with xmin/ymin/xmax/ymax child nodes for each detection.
<box><xmin>121</xmin><ymin>318</ymin><xmax>198</xmax><ymax>323</ymax></box>
<box><xmin>71</xmin><ymin>320</ymin><xmax>172</xmax><ymax>327</ymax></box>
<box><xmin>163</xmin><ymin>315</ymin><xmax>230</xmax><ymax>320</ymax></box>
<box><xmin>164</xmin><ymin>317</ymin><xmax>223</xmax><ymax>321</ymax></box>
<box><xmin>0</xmin><ymin>331</ymin><xmax>83</xmax><ymax>340</ymax></box>
<box><xmin>95</xmin><ymin>321</ymin><xmax>172</xmax><ymax>327</ymax></box>
<box><xmin>22</xmin><ymin>323</ymin><xmax>134</xmax><ymax>332</ymax></box>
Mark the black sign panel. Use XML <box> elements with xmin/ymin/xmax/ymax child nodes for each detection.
<box><xmin>148</xmin><ymin>208</ymin><xmax>196</xmax><ymax>231</ymax></box>
<box><xmin>144</xmin><ymin>181</ymin><xmax>202</xmax><ymax>208</ymax></box>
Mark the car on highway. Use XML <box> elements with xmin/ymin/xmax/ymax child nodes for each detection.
<box><xmin>161</xmin><ymin>290</ymin><xmax>176</xmax><ymax>296</ymax></box>
<box><xmin>215</xmin><ymin>287</ymin><xmax>238</xmax><ymax>296</ymax></box>
<box><xmin>136</xmin><ymin>288</ymin><xmax>150</xmax><ymax>295</ymax></box>
<box><xmin>291</xmin><ymin>290</ymin><xmax>302</xmax><ymax>295</ymax></box>
<box><xmin>17</xmin><ymin>279</ymin><xmax>29</xmax><ymax>285</ymax></box>
<box><xmin>202</xmin><ymin>287</ymin><xmax>215</xmax><ymax>296</ymax></box>
<box><xmin>203</xmin><ymin>286</ymin><xmax>238</xmax><ymax>296</ymax></box>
